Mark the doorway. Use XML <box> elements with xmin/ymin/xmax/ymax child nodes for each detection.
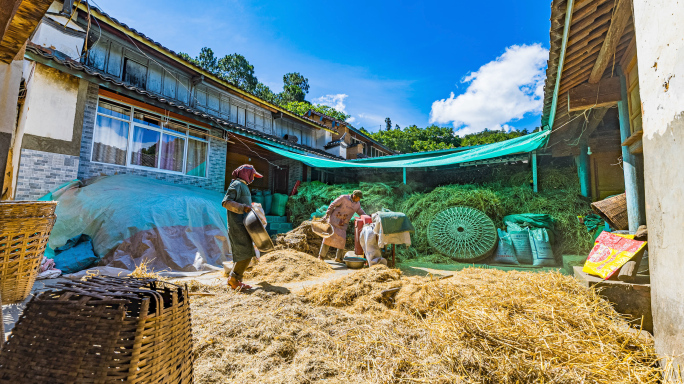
<box><xmin>273</xmin><ymin>165</ymin><xmax>289</xmax><ymax>194</ymax></box>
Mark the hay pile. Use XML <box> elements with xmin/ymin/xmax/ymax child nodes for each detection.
<box><xmin>244</xmin><ymin>250</ymin><xmax>333</xmax><ymax>283</ymax></box>
<box><xmin>274</xmin><ymin>220</ymin><xmax>323</xmax><ymax>254</ymax></box>
<box><xmin>192</xmin><ymin>266</ymin><xmax>661</xmax><ymax>383</ymax></box>
<box><xmin>288</xmin><ymin>167</ymin><xmax>595</xmax><ymax>260</ymax></box>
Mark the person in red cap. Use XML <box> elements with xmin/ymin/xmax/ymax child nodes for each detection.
<box><xmin>222</xmin><ymin>164</ymin><xmax>263</xmax><ymax>290</ymax></box>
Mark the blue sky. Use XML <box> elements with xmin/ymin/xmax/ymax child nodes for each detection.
<box><xmin>93</xmin><ymin>0</ymin><xmax>551</xmax><ymax>134</ymax></box>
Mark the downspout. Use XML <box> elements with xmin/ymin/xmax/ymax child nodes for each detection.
<box><xmin>545</xmin><ymin>0</ymin><xmax>575</xmax><ymax>131</ymax></box>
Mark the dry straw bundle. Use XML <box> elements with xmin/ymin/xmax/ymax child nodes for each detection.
<box><xmin>244</xmin><ymin>250</ymin><xmax>333</xmax><ymax>283</ymax></box>
<box><xmin>275</xmin><ymin>221</ymin><xmax>324</xmax><ymax>254</ymax></box>
<box><xmin>191</xmin><ymin>266</ymin><xmax>661</xmax><ymax>383</ymax></box>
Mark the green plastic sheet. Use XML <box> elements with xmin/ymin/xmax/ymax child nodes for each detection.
<box><xmin>258</xmin><ymin>130</ymin><xmax>550</xmax><ymax>169</ymax></box>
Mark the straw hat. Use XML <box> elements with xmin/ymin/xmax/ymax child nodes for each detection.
<box><xmin>311</xmin><ymin>220</ymin><xmax>334</xmax><ymax>238</ymax></box>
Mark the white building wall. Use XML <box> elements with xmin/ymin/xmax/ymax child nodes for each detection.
<box><xmin>632</xmin><ymin>0</ymin><xmax>684</xmax><ymax>374</ymax></box>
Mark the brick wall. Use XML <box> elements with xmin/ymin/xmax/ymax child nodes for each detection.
<box><xmin>15</xmin><ymin>149</ymin><xmax>79</xmax><ymax>200</ymax></box>
<box><xmin>77</xmin><ymin>83</ymin><xmax>227</xmax><ymax>192</ymax></box>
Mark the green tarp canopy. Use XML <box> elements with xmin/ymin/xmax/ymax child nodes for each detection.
<box><xmin>258</xmin><ymin>130</ymin><xmax>549</xmax><ymax>169</ymax></box>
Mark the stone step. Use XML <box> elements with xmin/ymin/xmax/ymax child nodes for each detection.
<box><xmin>268</xmin><ymin>222</ymin><xmax>293</xmax><ymax>232</ymax></box>
<box><xmin>266</xmin><ymin>215</ymin><xmax>287</xmax><ymax>223</ymax></box>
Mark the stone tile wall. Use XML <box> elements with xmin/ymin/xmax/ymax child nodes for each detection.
<box><xmin>15</xmin><ymin>149</ymin><xmax>79</xmax><ymax>200</ymax></box>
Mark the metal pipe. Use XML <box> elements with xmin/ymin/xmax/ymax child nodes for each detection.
<box><xmin>532</xmin><ymin>150</ymin><xmax>538</xmax><ymax>192</ymax></box>
<box><xmin>402</xmin><ymin>167</ymin><xmax>406</xmax><ymax>185</ymax></box>
<box><xmin>579</xmin><ymin>140</ymin><xmax>591</xmax><ymax>198</ymax></box>
<box><xmin>546</xmin><ymin>0</ymin><xmax>575</xmax><ymax>131</ymax></box>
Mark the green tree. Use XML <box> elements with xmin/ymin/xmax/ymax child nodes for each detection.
<box><xmin>460</xmin><ymin>129</ymin><xmax>526</xmax><ymax>147</ymax></box>
<box><xmin>282</xmin><ymin>101</ymin><xmax>350</xmax><ymax>122</ymax></box>
<box><xmin>280</xmin><ymin>72</ymin><xmax>309</xmax><ymax>103</ymax></box>
<box><xmin>253</xmin><ymin>83</ymin><xmax>281</xmax><ymax>104</ymax></box>
<box><xmin>197</xmin><ymin>47</ymin><xmax>218</xmax><ymax>72</ymax></box>
<box><xmin>364</xmin><ymin>125</ymin><xmax>461</xmax><ymax>153</ymax></box>
<box><xmin>178</xmin><ymin>52</ymin><xmax>199</xmax><ymax>66</ymax></box>
<box><xmin>217</xmin><ymin>53</ymin><xmax>258</xmax><ymax>91</ymax></box>
<box><xmin>385</xmin><ymin>117</ymin><xmax>392</xmax><ymax>131</ymax></box>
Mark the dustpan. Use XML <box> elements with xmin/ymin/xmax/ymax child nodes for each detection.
<box><xmin>311</xmin><ymin>219</ymin><xmax>334</xmax><ymax>238</ymax></box>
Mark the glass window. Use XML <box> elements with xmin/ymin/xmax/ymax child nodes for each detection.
<box><xmin>97</xmin><ymin>100</ymin><xmax>130</xmax><ymax>120</ymax></box>
<box><xmin>186</xmin><ymin>139</ymin><xmax>208</xmax><ymax>177</ymax></box>
<box><xmin>92</xmin><ymin>115</ymin><xmax>129</xmax><ymax>165</ymax></box>
<box><xmin>130</xmin><ymin>126</ymin><xmax>160</xmax><ymax>168</ymax></box>
<box><xmin>188</xmin><ymin>127</ymin><xmax>208</xmax><ymax>141</ymax></box>
<box><xmin>164</xmin><ymin>120</ymin><xmax>188</xmax><ymax>135</ymax></box>
<box><xmin>133</xmin><ymin>112</ymin><xmax>160</xmax><ymax>128</ymax></box>
<box><xmin>92</xmin><ymin>98</ymin><xmax>209</xmax><ymax>177</ymax></box>
<box><xmin>160</xmin><ymin>134</ymin><xmax>185</xmax><ymax>172</ymax></box>
<box><xmin>123</xmin><ymin>58</ymin><xmax>148</xmax><ymax>89</ymax></box>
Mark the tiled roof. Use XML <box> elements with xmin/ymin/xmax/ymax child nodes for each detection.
<box><xmin>306</xmin><ymin>110</ymin><xmax>395</xmax><ymax>154</ymax></box>
<box><xmin>25</xmin><ymin>43</ymin><xmax>343</xmax><ymax>160</ymax></box>
<box><xmin>78</xmin><ymin>2</ymin><xmax>337</xmax><ymax>134</ymax></box>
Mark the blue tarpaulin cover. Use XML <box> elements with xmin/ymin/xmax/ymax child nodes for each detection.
<box><xmin>258</xmin><ymin>130</ymin><xmax>550</xmax><ymax>168</ymax></box>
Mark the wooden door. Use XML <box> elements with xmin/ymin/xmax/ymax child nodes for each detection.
<box><xmin>273</xmin><ymin>165</ymin><xmax>289</xmax><ymax>194</ymax></box>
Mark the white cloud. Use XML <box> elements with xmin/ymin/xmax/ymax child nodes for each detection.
<box><xmin>313</xmin><ymin>93</ymin><xmax>349</xmax><ymax>113</ymax></box>
<box><xmin>429</xmin><ymin>44</ymin><xmax>548</xmax><ymax>136</ymax></box>
<box><xmin>346</xmin><ymin>116</ymin><xmax>356</xmax><ymax>123</ymax></box>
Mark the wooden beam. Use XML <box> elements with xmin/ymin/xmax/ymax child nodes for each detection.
<box><xmin>568</xmin><ymin>77</ymin><xmax>622</xmax><ymax>112</ymax></box>
<box><xmin>588</xmin><ymin>0</ymin><xmax>632</xmax><ymax>83</ymax></box>
<box><xmin>0</xmin><ymin>0</ymin><xmax>52</xmax><ymax>63</ymax></box>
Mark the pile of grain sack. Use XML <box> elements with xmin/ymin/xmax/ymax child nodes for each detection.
<box><xmin>490</xmin><ymin>214</ymin><xmax>556</xmax><ymax>267</ymax></box>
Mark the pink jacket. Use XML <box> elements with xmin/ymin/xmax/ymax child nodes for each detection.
<box><xmin>323</xmin><ymin>195</ymin><xmax>367</xmax><ymax>249</ymax></box>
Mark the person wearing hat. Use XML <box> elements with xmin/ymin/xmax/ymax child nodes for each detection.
<box><xmin>222</xmin><ymin>164</ymin><xmax>263</xmax><ymax>290</ymax></box>
<box><xmin>320</xmin><ymin>190</ymin><xmax>367</xmax><ymax>262</ymax></box>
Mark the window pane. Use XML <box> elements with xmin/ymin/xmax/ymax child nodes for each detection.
<box><xmin>130</xmin><ymin>126</ymin><xmax>160</xmax><ymax>168</ymax></box>
<box><xmin>188</xmin><ymin>127</ymin><xmax>208</xmax><ymax>141</ymax></box>
<box><xmin>160</xmin><ymin>134</ymin><xmax>185</xmax><ymax>172</ymax></box>
<box><xmin>92</xmin><ymin>115</ymin><xmax>129</xmax><ymax>165</ymax></box>
<box><xmin>123</xmin><ymin>58</ymin><xmax>148</xmax><ymax>89</ymax></box>
<box><xmin>97</xmin><ymin>100</ymin><xmax>130</xmax><ymax>119</ymax></box>
<box><xmin>164</xmin><ymin>120</ymin><xmax>187</xmax><ymax>135</ymax></box>
<box><xmin>186</xmin><ymin>139</ymin><xmax>208</xmax><ymax>177</ymax></box>
<box><xmin>133</xmin><ymin>112</ymin><xmax>160</xmax><ymax>128</ymax></box>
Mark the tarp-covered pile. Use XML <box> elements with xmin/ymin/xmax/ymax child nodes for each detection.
<box><xmin>46</xmin><ymin>174</ymin><xmax>229</xmax><ymax>274</ymax></box>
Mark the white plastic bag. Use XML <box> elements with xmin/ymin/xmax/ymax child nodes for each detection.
<box><xmin>490</xmin><ymin>229</ymin><xmax>519</xmax><ymax>265</ymax></box>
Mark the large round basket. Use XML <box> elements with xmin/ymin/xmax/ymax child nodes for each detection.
<box><xmin>428</xmin><ymin>206</ymin><xmax>498</xmax><ymax>262</ymax></box>
<box><xmin>0</xmin><ymin>201</ymin><xmax>57</xmax><ymax>304</ymax></box>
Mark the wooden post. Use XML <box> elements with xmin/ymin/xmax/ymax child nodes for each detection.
<box><xmin>578</xmin><ymin>140</ymin><xmax>591</xmax><ymax>198</ymax></box>
<box><xmin>532</xmin><ymin>150</ymin><xmax>538</xmax><ymax>192</ymax></box>
<box><xmin>402</xmin><ymin>167</ymin><xmax>406</xmax><ymax>185</ymax></box>
<box><xmin>391</xmin><ymin>245</ymin><xmax>396</xmax><ymax>268</ymax></box>
<box><xmin>618</xmin><ymin>67</ymin><xmax>646</xmax><ymax>232</ymax></box>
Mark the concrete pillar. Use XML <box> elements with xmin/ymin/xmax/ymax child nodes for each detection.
<box><xmin>578</xmin><ymin>139</ymin><xmax>591</xmax><ymax>198</ymax></box>
<box><xmin>618</xmin><ymin>68</ymin><xmax>647</xmax><ymax>232</ymax></box>
<box><xmin>632</xmin><ymin>0</ymin><xmax>684</xmax><ymax>374</ymax></box>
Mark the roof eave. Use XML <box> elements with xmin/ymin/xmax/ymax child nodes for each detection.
<box><xmin>77</xmin><ymin>3</ymin><xmax>338</xmax><ymax>135</ymax></box>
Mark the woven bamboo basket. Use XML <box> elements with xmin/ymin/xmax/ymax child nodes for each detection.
<box><xmin>591</xmin><ymin>193</ymin><xmax>629</xmax><ymax>230</ymax></box>
<box><xmin>0</xmin><ymin>276</ymin><xmax>194</xmax><ymax>383</ymax></box>
<box><xmin>0</xmin><ymin>201</ymin><xmax>57</xmax><ymax>304</ymax></box>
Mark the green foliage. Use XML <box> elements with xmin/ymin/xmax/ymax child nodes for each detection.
<box><xmin>365</xmin><ymin>125</ymin><xmax>461</xmax><ymax>153</ymax></box>
<box><xmin>281</xmin><ymin>72</ymin><xmax>310</xmax><ymax>103</ymax></box>
<box><xmin>282</xmin><ymin>101</ymin><xmax>350</xmax><ymax>122</ymax></box>
<box><xmin>287</xmin><ymin>167</ymin><xmax>594</xmax><ymax>263</ymax></box>
<box><xmin>385</xmin><ymin>117</ymin><xmax>392</xmax><ymax>131</ymax></box>
<box><xmin>252</xmin><ymin>83</ymin><xmax>281</xmax><ymax>105</ymax></box>
<box><xmin>217</xmin><ymin>53</ymin><xmax>258</xmax><ymax>91</ymax></box>
<box><xmin>460</xmin><ymin>128</ymin><xmax>527</xmax><ymax>147</ymax></box>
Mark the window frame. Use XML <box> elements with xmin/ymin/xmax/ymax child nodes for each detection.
<box><xmin>91</xmin><ymin>96</ymin><xmax>210</xmax><ymax>178</ymax></box>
